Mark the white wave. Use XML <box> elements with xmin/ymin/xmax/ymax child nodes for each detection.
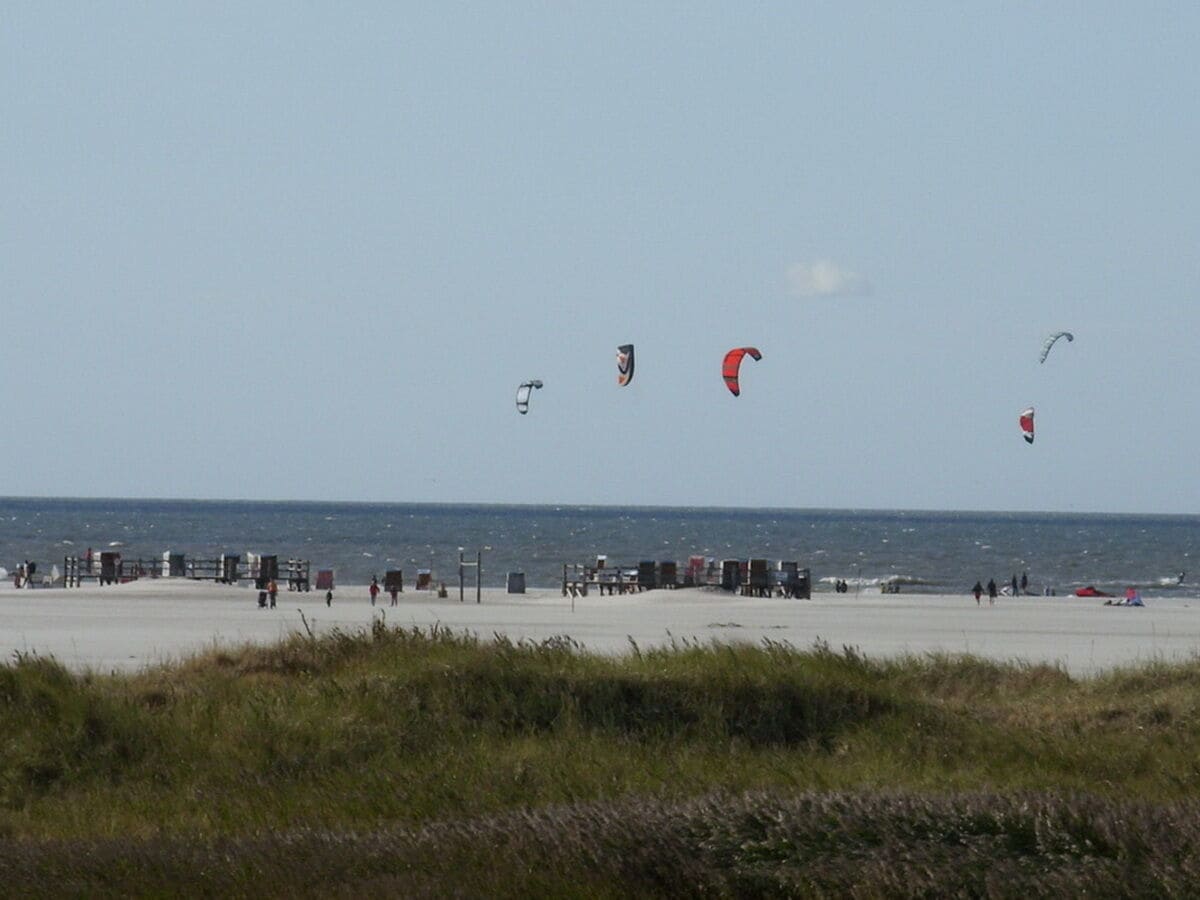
<box><xmin>108</xmin><ymin>541</ymin><xmax>124</xmax><ymax>547</ymax></box>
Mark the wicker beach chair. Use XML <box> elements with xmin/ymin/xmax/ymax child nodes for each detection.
<box><xmin>658</xmin><ymin>561</ymin><xmax>677</xmax><ymax>589</ymax></box>
<box><xmin>637</xmin><ymin>561</ymin><xmax>656</xmax><ymax>591</ymax></box>
<box><xmin>747</xmin><ymin>559</ymin><xmax>770</xmax><ymax>597</ymax></box>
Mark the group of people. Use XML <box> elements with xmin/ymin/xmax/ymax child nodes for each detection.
<box><xmin>833</xmin><ymin>579</ymin><xmax>850</xmax><ymax>593</ymax></box>
<box><xmin>11</xmin><ymin>560</ymin><xmax>37</xmax><ymax>588</ymax></box>
<box><xmin>368</xmin><ymin>576</ymin><xmax>401</xmax><ymax>607</ymax></box>
<box><xmin>258</xmin><ymin>577</ymin><xmax>337</xmax><ymax>607</ymax></box>
<box><xmin>971</xmin><ymin>572</ymin><xmax>1036</xmax><ymax>605</ymax></box>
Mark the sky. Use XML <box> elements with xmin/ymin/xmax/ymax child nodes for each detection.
<box><xmin>3</xmin><ymin>3</ymin><xmax>1199</xmax><ymax>513</ymax></box>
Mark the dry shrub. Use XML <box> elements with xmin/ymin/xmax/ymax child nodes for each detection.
<box><xmin>2</xmin><ymin>790</ymin><xmax>1198</xmax><ymax>896</ymax></box>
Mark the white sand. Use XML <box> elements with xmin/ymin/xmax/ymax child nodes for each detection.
<box><xmin>2</xmin><ymin>579</ymin><xmax>1199</xmax><ymax>677</ymax></box>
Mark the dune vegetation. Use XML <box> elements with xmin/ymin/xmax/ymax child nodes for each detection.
<box><xmin>2</xmin><ymin>617</ymin><xmax>1200</xmax><ymax>895</ymax></box>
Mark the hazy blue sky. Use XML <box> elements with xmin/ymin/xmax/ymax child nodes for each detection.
<box><xmin>4</xmin><ymin>3</ymin><xmax>1198</xmax><ymax>512</ymax></box>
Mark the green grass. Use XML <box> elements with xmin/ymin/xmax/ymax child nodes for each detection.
<box><xmin>3</xmin><ymin>620</ymin><xmax>1200</xmax><ymax>894</ymax></box>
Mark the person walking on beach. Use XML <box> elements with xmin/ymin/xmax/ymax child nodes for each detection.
<box><xmin>1010</xmin><ymin>574</ymin><xmax>1019</xmax><ymax>597</ymax></box>
<box><xmin>369</xmin><ymin>576</ymin><xmax>380</xmax><ymax>606</ymax></box>
<box><xmin>972</xmin><ymin>581</ymin><xmax>983</xmax><ymax>605</ymax></box>
<box><xmin>267</xmin><ymin>578</ymin><xmax>278</xmax><ymax>609</ymax></box>
<box><xmin>1020</xmin><ymin>571</ymin><xmax>1028</xmax><ymax>595</ymax></box>
<box><xmin>389</xmin><ymin>584</ymin><xmax>399</xmax><ymax>606</ymax></box>
<box><xmin>325</xmin><ymin>589</ymin><xmax>333</xmax><ymax>607</ymax></box>
<box><xmin>987</xmin><ymin>578</ymin><xmax>997</xmax><ymax>605</ymax></box>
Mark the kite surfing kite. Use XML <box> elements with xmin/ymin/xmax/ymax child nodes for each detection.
<box><xmin>616</xmin><ymin>344</ymin><xmax>635</xmax><ymax>386</ymax></box>
<box><xmin>1019</xmin><ymin>407</ymin><xmax>1035</xmax><ymax>444</ymax></box>
<box><xmin>1039</xmin><ymin>331</ymin><xmax>1074</xmax><ymax>364</ymax></box>
<box><xmin>515</xmin><ymin>380</ymin><xmax>543</xmax><ymax>415</ymax></box>
<box><xmin>722</xmin><ymin>347</ymin><xmax>762</xmax><ymax>396</ymax></box>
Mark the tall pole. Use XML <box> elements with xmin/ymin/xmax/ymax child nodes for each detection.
<box><xmin>476</xmin><ymin>549</ymin><xmax>482</xmax><ymax>604</ymax></box>
<box><xmin>459</xmin><ymin>549</ymin><xmax>465</xmax><ymax>603</ymax></box>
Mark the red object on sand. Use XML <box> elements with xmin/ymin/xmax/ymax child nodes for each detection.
<box><xmin>1074</xmin><ymin>586</ymin><xmax>1112</xmax><ymax>597</ymax></box>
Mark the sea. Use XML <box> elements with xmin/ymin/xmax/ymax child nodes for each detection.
<box><xmin>0</xmin><ymin>497</ymin><xmax>1195</xmax><ymax>596</ymax></box>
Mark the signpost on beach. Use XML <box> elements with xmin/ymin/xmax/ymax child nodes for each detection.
<box><xmin>459</xmin><ymin>547</ymin><xmax>485</xmax><ymax>604</ymax></box>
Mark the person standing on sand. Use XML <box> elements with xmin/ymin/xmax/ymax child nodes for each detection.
<box><xmin>987</xmin><ymin>578</ymin><xmax>997</xmax><ymax>605</ymax></box>
<box><xmin>326</xmin><ymin>589</ymin><xmax>333</xmax><ymax>607</ymax></box>
<box><xmin>972</xmin><ymin>581</ymin><xmax>983</xmax><ymax>605</ymax></box>
<box><xmin>1020</xmin><ymin>571</ymin><xmax>1028</xmax><ymax>595</ymax></box>
<box><xmin>268</xmin><ymin>578</ymin><xmax>278</xmax><ymax>609</ymax></box>
<box><xmin>369</xmin><ymin>576</ymin><xmax>380</xmax><ymax>606</ymax></box>
<box><xmin>1011</xmin><ymin>574</ymin><xmax>1019</xmax><ymax>597</ymax></box>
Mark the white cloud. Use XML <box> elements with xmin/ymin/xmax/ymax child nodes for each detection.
<box><xmin>786</xmin><ymin>260</ymin><xmax>872</xmax><ymax>298</ymax></box>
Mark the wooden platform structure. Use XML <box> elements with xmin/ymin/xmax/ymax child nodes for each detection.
<box><xmin>64</xmin><ymin>553</ymin><xmax>165</xmax><ymax>587</ymax></box>
<box><xmin>561</xmin><ymin>563</ymin><xmax>640</xmax><ymax>597</ymax></box>
<box><xmin>63</xmin><ymin>552</ymin><xmax>310</xmax><ymax>590</ymax></box>
<box><xmin>562</xmin><ymin>557</ymin><xmax>810</xmax><ymax>599</ymax></box>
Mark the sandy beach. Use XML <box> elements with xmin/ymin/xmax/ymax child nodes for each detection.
<box><xmin>2</xmin><ymin>578</ymin><xmax>1199</xmax><ymax>676</ymax></box>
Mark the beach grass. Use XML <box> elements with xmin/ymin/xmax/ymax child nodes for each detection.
<box><xmin>2</xmin><ymin>620</ymin><xmax>1200</xmax><ymax>894</ymax></box>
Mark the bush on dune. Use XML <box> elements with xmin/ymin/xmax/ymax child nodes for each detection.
<box><xmin>1</xmin><ymin>623</ymin><xmax>1200</xmax><ymax>892</ymax></box>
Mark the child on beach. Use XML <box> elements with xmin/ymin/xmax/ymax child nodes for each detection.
<box><xmin>972</xmin><ymin>581</ymin><xmax>983</xmax><ymax>605</ymax></box>
<box><xmin>369</xmin><ymin>577</ymin><xmax>380</xmax><ymax>606</ymax></box>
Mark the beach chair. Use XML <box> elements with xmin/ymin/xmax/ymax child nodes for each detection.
<box><xmin>415</xmin><ymin>569</ymin><xmax>432</xmax><ymax>591</ymax></box>
<box><xmin>637</xmin><ymin>561</ymin><xmax>656</xmax><ymax>591</ymax></box>
<box><xmin>620</xmin><ymin>568</ymin><xmax>640</xmax><ymax>593</ymax></box>
<box><xmin>795</xmin><ymin>568</ymin><xmax>812</xmax><ymax>600</ymax></box>
<box><xmin>658</xmin><ymin>561</ymin><xmax>677</xmax><ymax>589</ymax></box>
<box><xmin>100</xmin><ymin>552</ymin><xmax>122</xmax><ymax>586</ymax></box>
<box><xmin>315</xmin><ymin>569</ymin><xmax>334</xmax><ymax>591</ymax></box>
<box><xmin>385</xmin><ymin>570</ymin><xmax>404</xmax><ymax>594</ymax></box>
<box><xmin>747</xmin><ymin>559</ymin><xmax>770</xmax><ymax>597</ymax></box>
<box><xmin>721</xmin><ymin>559</ymin><xmax>740</xmax><ymax>592</ymax></box>
<box><xmin>219</xmin><ymin>554</ymin><xmax>239</xmax><ymax>585</ymax></box>
<box><xmin>777</xmin><ymin>561</ymin><xmax>799</xmax><ymax>597</ymax></box>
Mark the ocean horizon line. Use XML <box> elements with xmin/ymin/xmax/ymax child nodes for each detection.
<box><xmin>0</xmin><ymin>495</ymin><xmax>1196</xmax><ymax>521</ymax></box>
